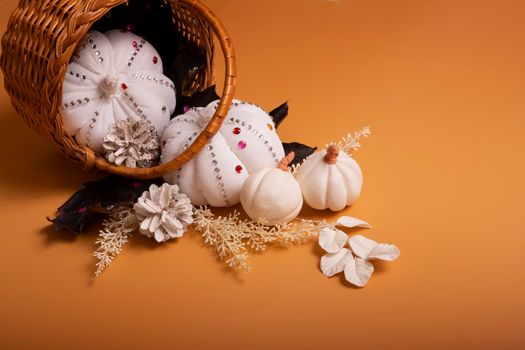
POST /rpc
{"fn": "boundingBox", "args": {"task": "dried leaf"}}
[269,102,288,128]
[175,85,220,115]
[283,142,317,166]
[50,176,162,234]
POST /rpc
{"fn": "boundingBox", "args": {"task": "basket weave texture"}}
[0,0,236,179]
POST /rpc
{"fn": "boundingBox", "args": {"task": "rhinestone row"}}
[131,73,175,90]
[127,39,146,67]
[85,111,101,144]
[208,144,230,206]
[229,117,279,164]
[122,91,148,120]
[63,97,91,110]
[181,132,200,152]
[68,71,88,81]
[212,100,263,110]
[87,37,104,63]
[162,130,182,151]
[169,117,197,126]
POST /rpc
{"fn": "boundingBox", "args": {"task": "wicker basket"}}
[0,0,236,179]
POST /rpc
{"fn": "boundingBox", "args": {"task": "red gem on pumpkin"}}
[235,165,243,173]
[132,41,138,48]
[153,56,158,64]
[237,140,247,150]
[121,83,128,90]
[233,127,241,135]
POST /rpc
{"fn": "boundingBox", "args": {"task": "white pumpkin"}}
[241,152,303,225]
[62,30,176,153]
[161,100,285,207]
[294,145,363,211]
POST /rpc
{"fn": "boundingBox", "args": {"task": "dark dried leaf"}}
[174,85,220,115]
[283,142,317,166]
[269,102,289,128]
[50,176,162,234]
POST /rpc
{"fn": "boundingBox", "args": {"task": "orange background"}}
[1,0,524,348]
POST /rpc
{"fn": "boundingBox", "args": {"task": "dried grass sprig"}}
[194,207,251,272]
[329,126,371,154]
[194,206,334,272]
[93,207,138,276]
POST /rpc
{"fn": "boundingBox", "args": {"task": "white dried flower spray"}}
[94,207,138,277]
[103,117,160,168]
[134,183,194,243]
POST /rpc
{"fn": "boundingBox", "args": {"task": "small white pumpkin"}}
[241,152,303,225]
[161,100,285,207]
[62,30,176,153]
[294,145,363,211]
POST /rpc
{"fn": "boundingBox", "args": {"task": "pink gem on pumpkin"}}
[132,41,138,49]
[237,140,247,150]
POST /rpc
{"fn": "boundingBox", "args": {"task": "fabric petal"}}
[348,234,378,259]
[344,257,374,287]
[336,216,372,229]
[320,248,354,277]
[319,227,348,253]
[369,243,401,261]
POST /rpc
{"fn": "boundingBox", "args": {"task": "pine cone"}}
[103,117,160,168]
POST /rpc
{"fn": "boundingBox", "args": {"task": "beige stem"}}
[324,145,339,164]
[99,75,119,99]
[277,152,295,171]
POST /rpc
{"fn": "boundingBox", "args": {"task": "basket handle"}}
[88,0,236,179]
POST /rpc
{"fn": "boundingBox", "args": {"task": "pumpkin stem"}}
[99,75,120,99]
[277,152,295,171]
[324,145,339,164]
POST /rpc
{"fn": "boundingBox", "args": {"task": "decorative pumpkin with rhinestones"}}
[294,145,363,211]
[161,100,286,207]
[62,30,176,153]
[240,152,303,225]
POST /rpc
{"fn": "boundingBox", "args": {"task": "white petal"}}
[348,234,378,259]
[369,243,400,261]
[320,248,354,277]
[159,183,172,207]
[138,198,162,215]
[148,214,162,232]
[140,217,152,232]
[154,229,166,243]
[336,216,372,229]
[319,227,348,253]
[344,257,374,287]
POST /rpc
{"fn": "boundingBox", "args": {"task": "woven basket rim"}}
[1,0,236,180]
